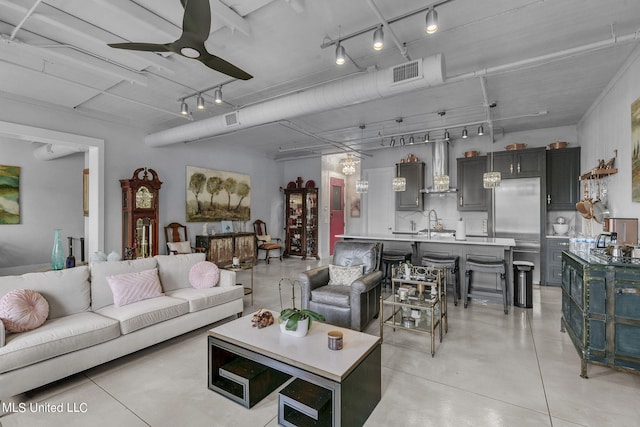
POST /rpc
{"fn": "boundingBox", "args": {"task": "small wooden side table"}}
[223,261,255,305]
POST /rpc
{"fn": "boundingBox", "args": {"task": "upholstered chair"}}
[298,241,383,331]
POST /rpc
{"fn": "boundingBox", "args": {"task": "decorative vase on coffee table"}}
[279,317,309,337]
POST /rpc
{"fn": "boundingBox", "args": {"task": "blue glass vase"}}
[51,229,65,270]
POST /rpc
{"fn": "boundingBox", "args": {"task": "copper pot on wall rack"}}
[576,181,593,219]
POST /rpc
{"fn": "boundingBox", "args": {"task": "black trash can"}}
[513,261,534,308]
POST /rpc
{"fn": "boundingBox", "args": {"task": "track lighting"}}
[336,43,346,65]
[444,129,450,141]
[424,133,430,142]
[214,87,223,104]
[196,94,205,110]
[462,127,468,138]
[409,136,415,145]
[180,100,189,115]
[478,124,484,136]
[373,25,384,51]
[425,7,438,34]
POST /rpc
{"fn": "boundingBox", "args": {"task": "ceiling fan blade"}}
[180,0,212,41]
[199,53,253,80]
[108,42,170,53]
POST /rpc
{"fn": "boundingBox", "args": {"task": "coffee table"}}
[208,310,381,427]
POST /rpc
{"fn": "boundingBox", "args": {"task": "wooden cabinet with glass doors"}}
[283,178,318,259]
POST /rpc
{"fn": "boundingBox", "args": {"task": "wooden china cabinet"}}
[283,177,318,259]
[120,168,162,259]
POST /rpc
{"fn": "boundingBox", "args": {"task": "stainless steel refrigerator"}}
[493,177,541,284]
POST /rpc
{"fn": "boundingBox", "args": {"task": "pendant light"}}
[340,153,358,175]
[335,42,346,65]
[425,7,438,34]
[444,129,450,141]
[196,94,205,110]
[214,87,223,104]
[462,127,468,138]
[180,100,189,115]
[478,124,484,136]
[355,125,368,193]
[393,177,406,192]
[483,150,501,188]
[373,25,384,51]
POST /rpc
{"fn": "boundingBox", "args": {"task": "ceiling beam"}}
[210,0,251,37]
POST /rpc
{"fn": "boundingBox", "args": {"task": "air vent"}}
[391,60,423,85]
[224,112,240,127]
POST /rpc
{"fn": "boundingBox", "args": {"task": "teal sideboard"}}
[561,251,640,377]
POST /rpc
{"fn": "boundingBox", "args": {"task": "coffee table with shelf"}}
[208,309,381,426]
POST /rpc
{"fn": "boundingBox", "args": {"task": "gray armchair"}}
[299,241,383,331]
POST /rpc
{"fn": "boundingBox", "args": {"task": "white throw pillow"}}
[167,241,192,254]
[328,264,364,286]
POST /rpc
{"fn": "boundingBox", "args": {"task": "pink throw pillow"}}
[0,289,49,333]
[189,261,220,289]
[106,268,164,308]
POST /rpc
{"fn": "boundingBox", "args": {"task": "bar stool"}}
[421,254,460,306]
[381,251,412,287]
[463,258,508,314]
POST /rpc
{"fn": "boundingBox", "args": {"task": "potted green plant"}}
[277,278,325,337]
[278,308,325,337]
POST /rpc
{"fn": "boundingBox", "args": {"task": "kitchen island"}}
[337,233,516,305]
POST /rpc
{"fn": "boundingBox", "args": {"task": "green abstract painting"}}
[0,165,20,224]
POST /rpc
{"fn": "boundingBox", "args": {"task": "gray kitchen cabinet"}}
[456,156,488,211]
[545,237,569,285]
[492,147,545,178]
[546,147,581,210]
[396,162,425,211]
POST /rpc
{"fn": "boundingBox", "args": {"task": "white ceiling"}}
[1,0,639,160]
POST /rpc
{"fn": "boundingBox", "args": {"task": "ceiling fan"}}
[108,0,252,80]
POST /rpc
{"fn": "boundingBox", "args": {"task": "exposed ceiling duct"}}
[145,54,445,147]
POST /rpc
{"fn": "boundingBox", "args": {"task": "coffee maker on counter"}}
[603,218,638,246]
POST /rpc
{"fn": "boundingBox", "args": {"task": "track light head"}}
[180,100,189,115]
[444,129,450,141]
[336,43,346,65]
[214,88,223,104]
[478,124,484,136]
[425,132,430,142]
[426,8,438,34]
[373,25,384,51]
[197,94,205,110]
[462,127,468,138]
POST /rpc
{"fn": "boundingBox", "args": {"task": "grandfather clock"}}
[120,168,162,259]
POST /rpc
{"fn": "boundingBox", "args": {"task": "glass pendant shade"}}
[340,154,358,175]
[393,177,407,192]
[483,171,502,188]
[433,175,450,191]
[356,180,369,193]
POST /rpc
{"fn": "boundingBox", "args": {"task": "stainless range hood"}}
[422,139,457,194]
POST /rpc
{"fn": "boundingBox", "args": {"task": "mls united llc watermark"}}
[2,401,88,414]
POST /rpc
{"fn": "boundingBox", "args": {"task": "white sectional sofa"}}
[0,253,244,400]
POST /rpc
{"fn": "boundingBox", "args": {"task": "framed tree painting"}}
[186,166,251,222]
[0,165,20,224]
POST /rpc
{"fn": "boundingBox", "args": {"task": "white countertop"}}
[337,233,516,247]
[546,234,570,239]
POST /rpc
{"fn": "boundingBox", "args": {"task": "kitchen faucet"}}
[427,209,438,238]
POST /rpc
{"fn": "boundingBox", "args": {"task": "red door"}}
[329,177,345,255]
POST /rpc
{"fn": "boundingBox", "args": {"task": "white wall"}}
[0,98,286,273]
[0,138,84,272]
[578,45,640,239]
